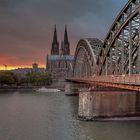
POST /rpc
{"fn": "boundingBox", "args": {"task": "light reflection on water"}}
[0,91,140,140]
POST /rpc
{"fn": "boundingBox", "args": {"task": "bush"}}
[0,72,53,86]
[0,72,17,86]
[25,72,52,86]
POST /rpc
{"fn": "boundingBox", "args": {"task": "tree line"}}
[0,72,52,86]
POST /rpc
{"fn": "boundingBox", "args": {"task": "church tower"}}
[61,25,70,55]
[51,25,59,55]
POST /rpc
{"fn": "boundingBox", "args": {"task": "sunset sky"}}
[0,0,128,70]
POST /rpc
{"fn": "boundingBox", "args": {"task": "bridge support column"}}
[65,82,80,96]
[65,82,79,96]
[136,92,140,112]
[65,83,90,96]
[78,89,140,120]
[78,88,94,120]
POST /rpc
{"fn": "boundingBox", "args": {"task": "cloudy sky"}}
[0,0,128,69]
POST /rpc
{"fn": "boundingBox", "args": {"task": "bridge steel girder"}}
[70,38,103,79]
[97,0,140,75]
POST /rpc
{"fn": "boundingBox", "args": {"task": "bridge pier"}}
[78,88,140,120]
[136,92,140,112]
[65,82,79,96]
[65,82,89,96]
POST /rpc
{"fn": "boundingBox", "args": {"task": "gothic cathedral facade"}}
[46,25,74,78]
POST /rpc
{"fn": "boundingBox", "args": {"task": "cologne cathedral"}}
[46,25,74,78]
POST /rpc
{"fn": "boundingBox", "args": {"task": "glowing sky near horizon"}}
[0,0,128,69]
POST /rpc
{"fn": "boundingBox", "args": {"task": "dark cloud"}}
[0,0,128,67]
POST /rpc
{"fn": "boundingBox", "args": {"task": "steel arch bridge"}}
[67,0,140,91]
[97,0,140,75]
[73,38,102,78]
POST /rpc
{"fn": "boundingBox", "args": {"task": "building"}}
[46,25,74,78]
[32,62,38,73]
[10,63,45,75]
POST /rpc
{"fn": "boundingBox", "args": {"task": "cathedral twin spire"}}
[51,25,59,55]
[53,25,58,44]
[64,25,69,44]
[51,25,70,55]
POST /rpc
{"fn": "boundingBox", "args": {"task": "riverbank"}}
[0,84,65,92]
[0,86,39,92]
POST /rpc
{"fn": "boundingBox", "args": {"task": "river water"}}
[0,91,140,140]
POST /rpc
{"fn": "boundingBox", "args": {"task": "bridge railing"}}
[89,74,140,85]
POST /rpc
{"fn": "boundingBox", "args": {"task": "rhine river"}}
[0,91,140,140]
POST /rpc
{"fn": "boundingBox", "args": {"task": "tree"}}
[0,72,16,86]
[0,71,53,86]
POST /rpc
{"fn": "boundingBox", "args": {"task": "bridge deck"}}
[68,75,140,91]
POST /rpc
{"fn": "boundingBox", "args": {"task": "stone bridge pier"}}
[65,82,89,96]
[78,88,140,120]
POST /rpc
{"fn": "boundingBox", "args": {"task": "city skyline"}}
[0,0,127,70]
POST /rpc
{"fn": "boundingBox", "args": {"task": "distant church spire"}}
[64,25,69,44]
[61,25,70,55]
[53,25,58,43]
[51,25,59,55]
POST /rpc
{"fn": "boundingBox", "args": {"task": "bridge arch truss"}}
[97,0,140,75]
[72,38,102,78]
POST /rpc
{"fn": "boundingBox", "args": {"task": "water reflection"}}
[0,92,139,140]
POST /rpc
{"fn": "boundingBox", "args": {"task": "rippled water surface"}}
[0,91,140,140]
